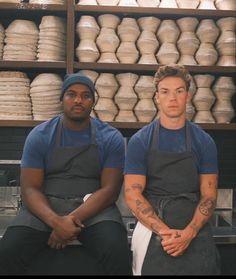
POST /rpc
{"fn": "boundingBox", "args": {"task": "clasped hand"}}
[48,215,84,249]
[158,228,193,257]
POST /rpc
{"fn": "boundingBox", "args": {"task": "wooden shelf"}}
[0,120,235,131]
[75,5,236,19]
[75,63,236,75]
[0,61,66,70]
[0,3,66,12]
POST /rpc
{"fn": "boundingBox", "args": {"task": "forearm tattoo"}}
[199,198,216,216]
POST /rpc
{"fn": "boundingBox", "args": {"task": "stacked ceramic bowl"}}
[0,24,4,59]
[3,19,39,61]
[30,73,63,120]
[0,71,32,120]
[37,16,66,61]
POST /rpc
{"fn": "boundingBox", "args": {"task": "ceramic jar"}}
[97,0,119,5]
[156,43,180,64]
[137,17,161,34]
[137,0,160,7]
[177,17,200,65]
[118,0,138,6]
[134,98,157,122]
[159,0,178,8]
[212,76,236,123]
[134,75,156,99]
[216,17,236,66]
[215,0,236,10]
[94,97,118,121]
[176,0,200,8]
[157,20,180,44]
[198,0,216,9]
[76,16,100,41]
[196,19,220,44]
[115,110,137,122]
[76,39,99,62]
[195,43,218,66]
[95,73,119,98]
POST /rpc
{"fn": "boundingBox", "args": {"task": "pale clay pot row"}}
[78,0,236,11]
[76,15,236,66]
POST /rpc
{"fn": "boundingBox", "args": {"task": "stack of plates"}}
[0,24,4,59]
[37,16,66,61]
[3,19,39,61]
[30,73,63,120]
[0,71,32,120]
[29,0,65,3]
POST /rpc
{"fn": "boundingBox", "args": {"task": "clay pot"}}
[117,17,140,42]
[97,0,119,5]
[134,75,156,99]
[94,97,118,121]
[95,73,119,98]
[97,14,120,29]
[137,0,160,7]
[157,20,180,43]
[194,74,215,88]
[193,111,215,123]
[137,31,159,54]
[196,19,219,44]
[215,0,236,10]
[198,0,216,9]
[96,28,120,53]
[76,39,100,62]
[97,52,119,63]
[176,0,200,8]
[134,98,157,122]
[156,43,179,64]
[114,86,138,110]
[116,42,139,63]
[76,16,100,40]
[159,0,178,8]
[137,17,161,33]
[115,110,137,122]
[138,54,158,64]
[192,87,216,110]
[118,0,139,6]
[195,43,218,66]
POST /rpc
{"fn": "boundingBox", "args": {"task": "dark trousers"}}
[0,221,132,275]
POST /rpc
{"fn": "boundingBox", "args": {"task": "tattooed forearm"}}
[199,198,216,216]
[135,199,155,218]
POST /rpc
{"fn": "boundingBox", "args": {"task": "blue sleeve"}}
[21,128,47,169]
[103,130,125,169]
[124,133,148,175]
[199,136,218,174]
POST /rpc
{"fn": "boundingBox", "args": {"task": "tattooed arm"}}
[161,174,218,257]
[124,174,170,237]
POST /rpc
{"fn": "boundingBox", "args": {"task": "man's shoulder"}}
[187,120,215,144]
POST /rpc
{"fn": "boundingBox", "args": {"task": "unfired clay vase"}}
[96,28,120,53]
[215,0,236,10]
[134,98,157,122]
[156,43,180,64]
[97,0,119,5]
[94,97,118,121]
[193,111,215,123]
[78,0,97,5]
[198,0,216,9]
[118,0,138,6]
[116,41,139,64]
[177,17,200,65]
[195,43,218,66]
[115,110,137,122]
[95,73,119,98]
[212,76,236,123]
[134,75,156,99]
[97,14,120,29]
[159,0,178,8]
[137,17,161,33]
[196,19,219,44]
[76,16,100,40]
[117,17,140,42]
[216,17,236,66]
[76,39,100,62]
[176,0,200,9]
[157,20,180,44]
[137,0,160,7]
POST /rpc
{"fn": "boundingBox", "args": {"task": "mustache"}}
[72,105,85,110]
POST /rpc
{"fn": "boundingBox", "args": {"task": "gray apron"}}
[141,120,220,275]
[11,116,123,231]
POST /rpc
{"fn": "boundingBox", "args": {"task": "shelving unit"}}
[0,0,235,130]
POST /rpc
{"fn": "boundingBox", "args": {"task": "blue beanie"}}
[60,72,95,101]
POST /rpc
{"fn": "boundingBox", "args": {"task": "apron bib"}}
[12,116,123,231]
[141,120,220,275]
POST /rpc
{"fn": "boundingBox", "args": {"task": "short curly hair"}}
[153,64,191,91]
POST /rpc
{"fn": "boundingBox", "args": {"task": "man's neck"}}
[159,115,186,130]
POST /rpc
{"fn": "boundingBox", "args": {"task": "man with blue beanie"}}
[0,72,132,275]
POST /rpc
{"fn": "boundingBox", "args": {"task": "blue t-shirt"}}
[21,116,125,171]
[124,120,218,175]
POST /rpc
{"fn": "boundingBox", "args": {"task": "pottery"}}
[217,56,236,66]
[157,20,180,43]
[95,73,119,98]
[196,19,219,44]
[118,0,138,6]
[137,17,161,33]
[215,0,236,10]
[193,111,215,123]
[114,86,138,110]
[213,76,236,100]
[212,102,235,123]
[194,74,215,88]
[117,18,140,42]
[96,28,120,53]
[159,0,178,8]
[176,0,200,9]
[94,97,118,121]
[137,0,160,7]
[78,0,98,5]
[134,75,156,99]
[134,98,157,122]
[138,54,158,64]
[198,0,216,9]
[137,31,159,54]
[192,87,216,111]
[186,101,196,121]
[156,43,179,64]
[97,14,120,29]
[76,16,100,40]
[115,110,137,122]
[195,43,218,66]
[97,0,119,5]
[116,41,139,64]
[97,52,119,63]
[76,39,100,62]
